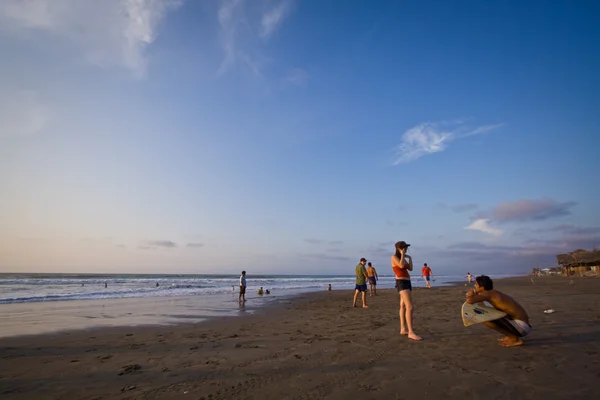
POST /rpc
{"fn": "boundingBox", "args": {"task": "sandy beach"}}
[1,276,599,399]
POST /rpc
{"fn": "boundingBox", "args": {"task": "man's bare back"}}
[466,275,531,347]
[468,289,529,324]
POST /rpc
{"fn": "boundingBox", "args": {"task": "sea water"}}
[0,273,518,337]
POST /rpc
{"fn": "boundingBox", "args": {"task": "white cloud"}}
[0,0,182,78]
[217,0,242,75]
[260,0,293,39]
[393,121,503,164]
[282,68,308,86]
[465,218,503,237]
[0,90,47,137]
[217,0,295,76]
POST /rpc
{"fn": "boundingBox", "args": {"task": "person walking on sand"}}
[421,263,433,289]
[366,262,379,296]
[466,272,473,285]
[392,241,422,341]
[352,258,369,308]
[239,271,247,303]
[465,275,531,347]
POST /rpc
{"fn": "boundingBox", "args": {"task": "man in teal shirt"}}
[352,257,369,308]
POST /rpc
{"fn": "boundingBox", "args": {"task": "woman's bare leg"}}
[399,295,407,334]
[400,290,422,340]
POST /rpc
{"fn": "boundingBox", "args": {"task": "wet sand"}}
[1,276,599,399]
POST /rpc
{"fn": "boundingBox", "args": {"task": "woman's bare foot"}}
[497,336,511,343]
[362,305,369,308]
[408,332,422,341]
[501,337,523,347]
[400,330,408,335]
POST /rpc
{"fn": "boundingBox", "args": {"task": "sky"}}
[1,0,599,275]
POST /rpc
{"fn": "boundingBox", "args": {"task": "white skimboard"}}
[462,301,507,327]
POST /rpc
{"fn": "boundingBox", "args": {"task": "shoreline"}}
[0,274,556,340]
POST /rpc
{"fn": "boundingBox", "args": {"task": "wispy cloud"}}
[464,218,503,236]
[437,203,479,213]
[186,242,205,248]
[393,121,504,164]
[304,238,324,244]
[304,238,343,246]
[0,90,47,137]
[282,68,308,87]
[217,0,242,75]
[217,0,296,76]
[0,0,181,78]
[260,0,293,39]
[146,240,177,248]
[491,198,576,222]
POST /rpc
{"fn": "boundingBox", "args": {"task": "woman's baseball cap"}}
[395,241,410,248]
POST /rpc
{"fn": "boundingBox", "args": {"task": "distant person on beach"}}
[466,275,531,347]
[328,284,332,292]
[352,258,369,308]
[466,273,473,285]
[104,282,107,288]
[422,263,433,289]
[257,287,264,295]
[156,282,159,287]
[366,262,379,296]
[239,271,247,303]
[392,241,422,341]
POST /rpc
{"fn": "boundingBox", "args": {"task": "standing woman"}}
[391,241,422,341]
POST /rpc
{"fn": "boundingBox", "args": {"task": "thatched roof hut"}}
[556,249,600,268]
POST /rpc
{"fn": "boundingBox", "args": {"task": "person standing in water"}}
[391,241,422,341]
[366,262,379,296]
[421,263,433,289]
[239,271,247,303]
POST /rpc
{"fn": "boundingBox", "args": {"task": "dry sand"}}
[1,276,599,399]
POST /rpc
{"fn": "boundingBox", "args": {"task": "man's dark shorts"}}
[395,279,412,292]
[355,284,368,292]
[368,277,377,285]
[239,286,246,294]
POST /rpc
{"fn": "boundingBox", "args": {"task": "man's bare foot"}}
[497,336,511,343]
[352,304,357,308]
[501,338,523,347]
[408,333,422,341]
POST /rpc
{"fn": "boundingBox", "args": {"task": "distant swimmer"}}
[466,275,531,347]
[105,282,108,288]
[366,262,379,296]
[156,282,159,287]
[257,287,264,295]
[232,286,235,293]
[265,289,270,295]
[352,258,369,308]
[422,263,433,289]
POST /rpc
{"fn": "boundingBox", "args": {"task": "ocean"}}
[0,273,477,305]
[0,273,521,338]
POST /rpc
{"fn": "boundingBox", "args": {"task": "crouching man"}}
[466,275,532,347]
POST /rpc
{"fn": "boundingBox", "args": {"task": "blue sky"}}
[1,0,599,275]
